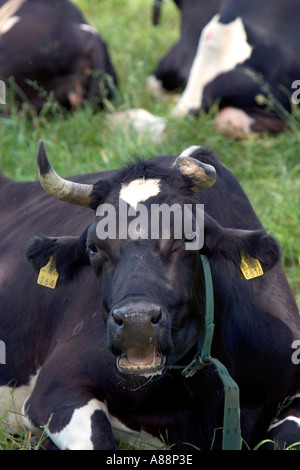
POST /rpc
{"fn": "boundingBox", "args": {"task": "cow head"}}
[27,141,279,384]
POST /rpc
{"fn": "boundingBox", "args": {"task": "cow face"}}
[27,141,280,384]
[86,196,206,378]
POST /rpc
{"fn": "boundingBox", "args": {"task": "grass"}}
[0,0,299,450]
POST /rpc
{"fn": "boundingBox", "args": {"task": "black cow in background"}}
[1,142,300,450]
[149,0,300,135]
[0,0,117,111]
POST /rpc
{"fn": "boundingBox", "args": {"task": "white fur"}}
[268,415,300,432]
[46,398,165,450]
[78,23,98,35]
[120,178,161,210]
[0,15,20,35]
[49,399,108,450]
[171,14,253,117]
[0,0,26,36]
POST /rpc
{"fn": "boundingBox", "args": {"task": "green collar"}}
[180,255,242,450]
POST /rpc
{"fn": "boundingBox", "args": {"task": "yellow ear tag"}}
[240,252,264,280]
[37,256,59,289]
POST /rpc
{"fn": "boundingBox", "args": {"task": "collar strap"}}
[182,255,215,375]
[182,254,242,450]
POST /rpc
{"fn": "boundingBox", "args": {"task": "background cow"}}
[0,142,300,450]
[149,0,225,92]
[0,0,117,111]
[149,0,300,135]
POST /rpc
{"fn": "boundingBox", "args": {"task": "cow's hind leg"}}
[263,395,300,450]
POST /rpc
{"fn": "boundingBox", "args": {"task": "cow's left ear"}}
[26,231,90,283]
[201,215,280,277]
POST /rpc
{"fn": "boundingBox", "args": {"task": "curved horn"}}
[174,145,216,193]
[37,140,93,207]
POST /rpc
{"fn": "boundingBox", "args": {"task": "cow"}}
[149,0,300,135]
[148,0,225,93]
[0,0,117,112]
[0,141,300,450]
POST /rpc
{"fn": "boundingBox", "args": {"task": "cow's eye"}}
[88,243,99,256]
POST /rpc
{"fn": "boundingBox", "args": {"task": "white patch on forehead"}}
[120,178,161,210]
[0,0,26,37]
[0,372,39,432]
[171,14,253,117]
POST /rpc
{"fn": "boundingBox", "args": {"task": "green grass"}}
[0,0,300,450]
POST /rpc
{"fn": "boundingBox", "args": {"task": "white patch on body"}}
[171,14,253,117]
[0,0,26,36]
[78,23,98,35]
[1,369,165,449]
[0,372,39,432]
[49,399,108,450]
[45,398,165,450]
[0,15,20,35]
[120,178,161,210]
[268,415,300,432]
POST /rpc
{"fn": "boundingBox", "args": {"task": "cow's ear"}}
[26,231,90,283]
[201,215,280,277]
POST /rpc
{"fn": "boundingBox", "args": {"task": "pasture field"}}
[0,0,299,450]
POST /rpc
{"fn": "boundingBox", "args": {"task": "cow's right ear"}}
[200,213,280,278]
[26,231,90,283]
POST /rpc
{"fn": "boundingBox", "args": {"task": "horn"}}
[175,146,216,192]
[37,140,93,206]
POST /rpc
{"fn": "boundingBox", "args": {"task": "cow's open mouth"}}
[117,347,166,377]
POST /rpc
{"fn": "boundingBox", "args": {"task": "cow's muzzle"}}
[108,300,169,377]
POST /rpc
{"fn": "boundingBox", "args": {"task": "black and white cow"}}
[0,0,117,111]
[149,0,225,92]
[0,142,300,450]
[150,0,300,134]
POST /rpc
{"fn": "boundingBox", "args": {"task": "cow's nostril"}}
[151,309,162,325]
[112,311,123,327]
